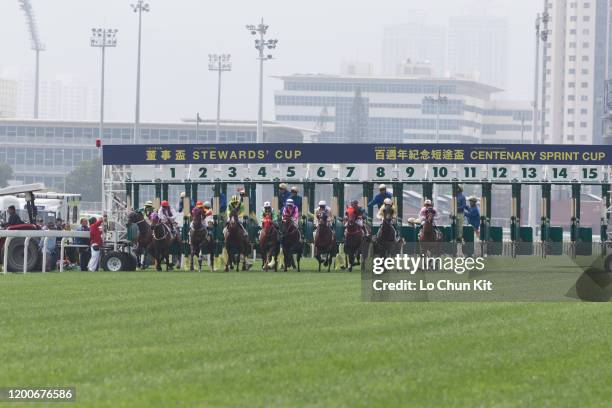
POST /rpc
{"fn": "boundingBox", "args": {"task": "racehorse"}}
[344,215,365,272]
[373,207,400,258]
[259,214,279,271]
[280,214,302,272]
[314,213,336,272]
[151,216,174,271]
[418,208,442,257]
[127,211,154,269]
[189,208,215,272]
[224,207,249,271]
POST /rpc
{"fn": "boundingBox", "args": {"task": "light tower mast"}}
[18,0,45,119]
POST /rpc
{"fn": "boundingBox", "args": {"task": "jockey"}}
[259,201,279,227]
[281,198,300,227]
[419,199,438,225]
[345,199,368,237]
[190,201,206,230]
[139,200,155,219]
[377,197,399,239]
[202,201,214,229]
[157,200,179,236]
[258,201,279,240]
[313,200,332,241]
[225,195,248,237]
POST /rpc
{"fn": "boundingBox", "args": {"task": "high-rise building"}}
[447,16,509,89]
[0,79,18,118]
[382,15,447,77]
[16,77,98,121]
[274,74,532,144]
[545,0,612,145]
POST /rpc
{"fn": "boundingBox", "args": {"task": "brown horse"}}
[314,213,336,272]
[151,217,174,271]
[344,216,365,272]
[373,208,400,258]
[259,214,279,271]
[127,211,154,269]
[189,208,215,272]
[280,215,302,272]
[224,208,249,271]
[418,208,442,257]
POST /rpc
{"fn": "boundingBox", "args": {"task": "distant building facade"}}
[0,119,311,190]
[382,18,447,77]
[274,74,532,144]
[0,79,17,118]
[16,77,99,121]
[447,16,509,89]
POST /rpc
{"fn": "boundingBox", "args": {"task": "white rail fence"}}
[0,230,89,274]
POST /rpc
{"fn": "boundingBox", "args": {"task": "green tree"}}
[64,158,102,202]
[0,162,13,188]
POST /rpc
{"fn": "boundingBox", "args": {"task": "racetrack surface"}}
[1,261,611,407]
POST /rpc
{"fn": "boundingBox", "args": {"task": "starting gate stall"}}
[101,143,612,261]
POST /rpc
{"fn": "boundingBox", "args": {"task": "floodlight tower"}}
[208,54,232,143]
[90,28,118,144]
[18,0,45,119]
[131,0,150,143]
[246,19,278,142]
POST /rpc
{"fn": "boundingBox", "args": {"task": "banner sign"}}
[102,143,612,165]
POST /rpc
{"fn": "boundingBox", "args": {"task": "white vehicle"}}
[0,184,82,227]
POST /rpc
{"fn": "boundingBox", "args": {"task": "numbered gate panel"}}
[517,165,543,182]
[368,165,396,181]
[249,164,273,181]
[399,164,425,181]
[546,165,577,182]
[130,165,190,182]
[279,164,307,181]
[339,164,366,181]
[428,164,453,181]
[457,165,485,181]
[186,165,215,181]
[216,164,249,181]
[578,166,602,182]
[308,164,338,181]
[485,165,513,181]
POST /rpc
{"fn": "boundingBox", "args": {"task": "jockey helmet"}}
[468,196,478,202]
[161,200,169,207]
[180,192,186,198]
[196,201,204,208]
[318,200,327,207]
[263,201,271,208]
[144,200,153,207]
[424,199,432,206]
[379,184,387,191]
[203,201,212,208]
[383,198,393,205]
[279,183,288,189]
[286,198,294,206]
[230,195,240,203]
[291,186,298,192]
[351,199,359,206]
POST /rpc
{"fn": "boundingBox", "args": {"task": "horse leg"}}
[315,253,322,272]
[166,252,172,271]
[155,254,162,271]
[297,252,301,272]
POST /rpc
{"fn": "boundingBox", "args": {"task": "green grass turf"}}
[1,259,611,407]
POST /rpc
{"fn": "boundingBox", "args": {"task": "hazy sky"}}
[1,0,540,123]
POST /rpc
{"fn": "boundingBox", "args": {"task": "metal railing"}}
[0,230,89,274]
